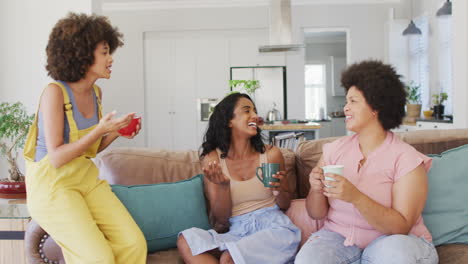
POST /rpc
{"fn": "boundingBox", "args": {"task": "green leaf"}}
[0,102,34,153]
[405,81,421,104]
[229,80,260,96]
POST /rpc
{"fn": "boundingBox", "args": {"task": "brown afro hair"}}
[341,60,407,130]
[45,12,123,82]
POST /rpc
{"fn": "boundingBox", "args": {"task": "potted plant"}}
[405,81,422,119]
[0,102,34,199]
[229,80,260,98]
[432,92,448,119]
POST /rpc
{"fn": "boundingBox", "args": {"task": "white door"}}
[173,37,198,151]
[144,36,175,150]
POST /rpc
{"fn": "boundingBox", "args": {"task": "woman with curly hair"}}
[23,13,146,263]
[294,60,438,264]
[177,93,300,263]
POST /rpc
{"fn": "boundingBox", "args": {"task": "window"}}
[437,15,452,115]
[305,64,327,120]
[408,15,429,111]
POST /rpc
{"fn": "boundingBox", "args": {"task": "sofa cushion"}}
[423,144,468,246]
[111,174,211,253]
[397,129,468,155]
[285,199,324,246]
[95,148,202,185]
[295,137,338,197]
[279,148,297,199]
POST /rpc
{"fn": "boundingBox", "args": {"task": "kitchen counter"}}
[416,118,453,124]
[260,122,321,130]
[260,122,321,144]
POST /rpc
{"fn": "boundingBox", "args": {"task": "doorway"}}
[304,28,349,121]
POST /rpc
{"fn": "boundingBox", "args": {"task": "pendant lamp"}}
[403,0,422,35]
[436,0,452,17]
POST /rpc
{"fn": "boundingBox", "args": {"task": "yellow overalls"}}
[23,82,147,264]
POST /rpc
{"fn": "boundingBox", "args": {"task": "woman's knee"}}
[294,234,361,264]
[294,243,321,264]
[136,231,148,254]
[122,230,147,257]
[362,235,432,264]
[220,251,234,264]
[177,234,192,256]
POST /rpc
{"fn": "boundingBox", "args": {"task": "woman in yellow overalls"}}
[23,13,147,263]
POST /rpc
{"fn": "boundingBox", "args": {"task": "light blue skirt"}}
[180,205,301,264]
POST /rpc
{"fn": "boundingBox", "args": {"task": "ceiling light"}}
[403,0,422,36]
[436,0,452,17]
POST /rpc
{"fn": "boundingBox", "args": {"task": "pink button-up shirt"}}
[322,132,433,248]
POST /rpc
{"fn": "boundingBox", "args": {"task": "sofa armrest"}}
[25,220,64,264]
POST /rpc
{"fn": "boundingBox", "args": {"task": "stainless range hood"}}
[259,0,304,52]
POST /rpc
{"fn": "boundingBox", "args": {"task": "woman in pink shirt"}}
[295,60,438,264]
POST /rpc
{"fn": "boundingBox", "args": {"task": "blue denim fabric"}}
[295,229,361,264]
[295,229,438,264]
[181,205,301,264]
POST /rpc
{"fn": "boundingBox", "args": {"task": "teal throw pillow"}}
[423,145,468,246]
[112,174,211,253]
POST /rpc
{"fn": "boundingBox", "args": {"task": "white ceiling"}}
[101,0,402,12]
[101,0,400,3]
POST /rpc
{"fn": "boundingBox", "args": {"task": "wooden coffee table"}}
[0,199,29,264]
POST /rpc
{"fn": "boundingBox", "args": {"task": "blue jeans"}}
[294,229,438,264]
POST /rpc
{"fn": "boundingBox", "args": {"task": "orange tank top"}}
[216,149,276,217]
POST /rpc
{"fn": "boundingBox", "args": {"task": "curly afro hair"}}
[45,12,124,82]
[341,60,407,131]
[200,93,265,159]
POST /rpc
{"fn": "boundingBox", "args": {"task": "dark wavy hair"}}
[341,60,407,130]
[200,93,265,159]
[45,12,124,82]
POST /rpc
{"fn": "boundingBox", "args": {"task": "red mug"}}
[118,116,141,136]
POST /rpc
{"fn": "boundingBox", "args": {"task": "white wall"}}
[0,0,93,180]
[452,0,468,128]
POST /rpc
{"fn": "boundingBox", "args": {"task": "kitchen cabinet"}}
[316,118,346,138]
[144,36,200,150]
[416,121,454,130]
[331,117,346,137]
[317,121,332,138]
[392,125,417,133]
[330,56,346,96]
[392,121,454,133]
[143,29,284,150]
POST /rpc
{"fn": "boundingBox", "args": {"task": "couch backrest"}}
[95,148,202,185]
[295,129,468,198]
[94,147,298,198]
